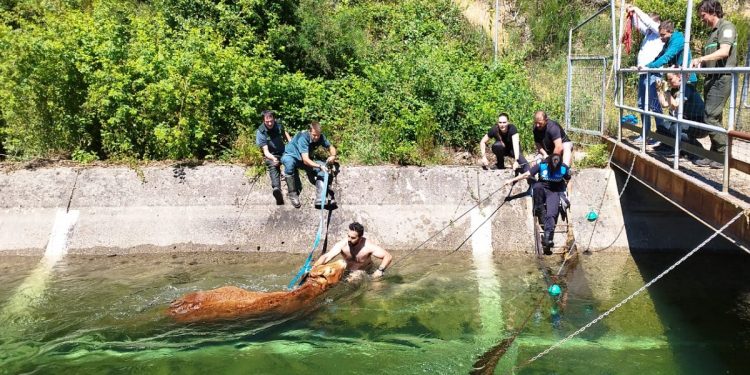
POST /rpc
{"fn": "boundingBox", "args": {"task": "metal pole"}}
[494,0,499,63]
[724,73,737,193]
[676,0,694,170]
[643,72,649,154]
[616,0,625,140]
[566,27,573,129]
[601,58,607,134]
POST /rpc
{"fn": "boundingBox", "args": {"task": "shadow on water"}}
[616,169,750,373]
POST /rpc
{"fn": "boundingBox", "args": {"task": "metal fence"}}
[564,4,615,137]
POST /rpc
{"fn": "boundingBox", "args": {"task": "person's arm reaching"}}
[370,244,393,279]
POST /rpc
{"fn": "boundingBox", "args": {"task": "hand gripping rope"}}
[287,168,330,289]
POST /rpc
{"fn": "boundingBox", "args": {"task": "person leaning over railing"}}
[654,71,712,164]
[690,0,737,168]
[626,4,664,145]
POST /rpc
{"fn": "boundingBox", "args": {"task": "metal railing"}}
[615,67,750,193]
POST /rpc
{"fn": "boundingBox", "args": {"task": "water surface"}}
[1,250,749,374]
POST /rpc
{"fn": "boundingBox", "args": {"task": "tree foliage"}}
[0,0,542,164]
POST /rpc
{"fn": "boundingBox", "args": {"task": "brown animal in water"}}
[167,259,347,323]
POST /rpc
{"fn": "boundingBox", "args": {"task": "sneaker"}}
[652,144,672,153]
[692,158,712,167]
[709,161,723,169]
[633,136,644,143]
[647,139,660,147]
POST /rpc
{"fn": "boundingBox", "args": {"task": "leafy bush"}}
[0,0,543,165]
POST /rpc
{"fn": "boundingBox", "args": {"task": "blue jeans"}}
[637,74,664,138]
[280,155,326,185]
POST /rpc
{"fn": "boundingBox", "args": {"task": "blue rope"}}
[287,167,329,289]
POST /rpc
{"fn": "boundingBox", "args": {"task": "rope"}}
[445,182,517,257]
[514,208,749,369]
[583,145,636,253]
[389,181,513,269]
[287,168,330,289]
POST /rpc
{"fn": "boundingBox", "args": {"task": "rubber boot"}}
[325,188,337,210]
[542,230,555,251]
[272,188,284,205]
[286,175,301,208]
[314,179,324,208]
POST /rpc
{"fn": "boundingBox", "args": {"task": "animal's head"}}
[308,259,346,289]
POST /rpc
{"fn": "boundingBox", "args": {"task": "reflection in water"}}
[0,251,748,374]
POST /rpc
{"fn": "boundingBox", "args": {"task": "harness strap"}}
[287,168,329,289]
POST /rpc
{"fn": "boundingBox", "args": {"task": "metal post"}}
[616,0,625,140]
[565,27,573,129]
[642,72,649,153]
[675,0,694,171]
[601,58,607,134]
[724,73,737,193]
[618,71,623,141]
[494,0,499,63]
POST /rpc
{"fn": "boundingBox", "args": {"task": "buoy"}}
[586,210,598,221]
[548,284,562,297]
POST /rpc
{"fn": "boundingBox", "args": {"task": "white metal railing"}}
[612,0,749,193]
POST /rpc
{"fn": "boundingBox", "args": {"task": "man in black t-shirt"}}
[480,113,528,172]
[533,111,573,168]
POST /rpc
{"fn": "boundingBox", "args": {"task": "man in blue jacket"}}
[643,20,697,83]
[641,20,697,140]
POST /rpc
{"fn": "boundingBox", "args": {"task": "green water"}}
[1,250,749,374]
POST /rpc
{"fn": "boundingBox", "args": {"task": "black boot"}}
[542,230,555,250]
[314,179,324,208]
[272,187,284,205]
[285,175,301,208]
[325,188,337,210]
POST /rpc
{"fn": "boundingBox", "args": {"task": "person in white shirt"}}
[627,4,665,145]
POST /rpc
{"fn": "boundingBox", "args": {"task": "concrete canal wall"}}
[0,163,704,256]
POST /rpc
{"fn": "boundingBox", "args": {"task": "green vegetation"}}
[0,0,542,165]
[0,1,746,166]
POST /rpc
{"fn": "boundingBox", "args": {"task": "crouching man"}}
[280,121,337,208]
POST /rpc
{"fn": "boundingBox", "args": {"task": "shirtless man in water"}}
[313,222,393,279]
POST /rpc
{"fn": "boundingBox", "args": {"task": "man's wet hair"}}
[659,20,675,33]
[261,110,275,119]
[349,222,364,237]
[698,0,723,18]
[309,121,321,131]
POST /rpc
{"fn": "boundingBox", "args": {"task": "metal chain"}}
[516,208,749,368]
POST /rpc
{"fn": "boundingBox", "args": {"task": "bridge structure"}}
[566,0,750,251]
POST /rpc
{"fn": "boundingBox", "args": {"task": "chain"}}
[516,208,748,369]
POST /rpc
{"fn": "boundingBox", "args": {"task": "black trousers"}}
[532,182,562,241]
[491,141,529,173]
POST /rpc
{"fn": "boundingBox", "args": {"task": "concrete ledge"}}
[0,164,627,254]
